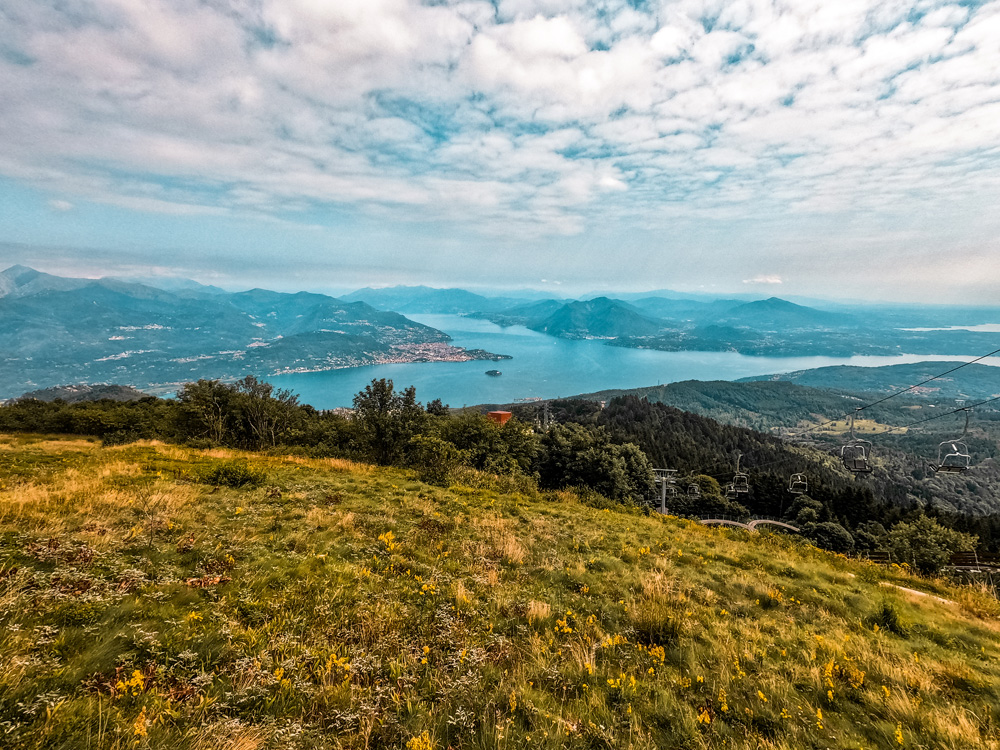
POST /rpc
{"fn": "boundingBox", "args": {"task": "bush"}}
[408,435,465,485]
[198,459,267,488]
[804,521,855,553]
[101,430,141,447]
[888,514,977,575]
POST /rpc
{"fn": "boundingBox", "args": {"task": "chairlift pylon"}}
[931,408,973,474]
[788,473,808,495]
[731,451,750,495]
[841,409,873,474]
[653,468,678,513]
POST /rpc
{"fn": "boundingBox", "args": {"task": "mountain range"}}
[351,285,1000,359]
[0,266,505,398]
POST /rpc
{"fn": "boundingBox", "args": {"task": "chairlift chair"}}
[932,409,972,474]
[687,483,701,498]
[724,482,737,501]
[841,410,873,474]
[788,473,808,495]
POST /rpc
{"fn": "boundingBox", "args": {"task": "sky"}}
[2,0,1000,302]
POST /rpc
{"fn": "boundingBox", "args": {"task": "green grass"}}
[1,434,999,749]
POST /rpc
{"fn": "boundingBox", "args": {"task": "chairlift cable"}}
[643,344,1000,482]
[780,347,1000,444]
[698,394,1000,483]
[871,393,1000,438]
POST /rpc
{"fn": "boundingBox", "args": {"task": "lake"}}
[269,314,1000,409]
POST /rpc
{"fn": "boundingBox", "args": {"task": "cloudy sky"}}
[2,0,1000,302]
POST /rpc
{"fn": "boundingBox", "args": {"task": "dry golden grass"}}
[470,512,527,565]
[526,599,551,623]
[2,434,999,750]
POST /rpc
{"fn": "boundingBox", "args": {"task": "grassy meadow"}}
[1,434,999,749]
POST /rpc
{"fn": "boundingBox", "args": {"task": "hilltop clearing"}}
[1,435,999,749]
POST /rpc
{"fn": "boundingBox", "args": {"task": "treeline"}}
[1,377,995,569]
[0,378,657,505]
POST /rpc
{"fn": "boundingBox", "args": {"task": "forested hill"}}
[740,361,1000,402]
[488,392,1000,522]
[514,378,937,433]
[566,379,882,431]
[543,395,898,526]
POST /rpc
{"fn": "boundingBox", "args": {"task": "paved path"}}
[879,581,955,605]
[846,573,957,606]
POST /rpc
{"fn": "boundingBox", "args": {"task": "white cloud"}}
[1,0,1000,295]
[743,275,783,285]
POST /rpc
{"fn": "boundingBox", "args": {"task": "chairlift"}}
[687,483,701,498]
[652,469,678,513]
[724,482,737,501]
[931,408,972,474]
[787,473,808,495]
[654,468,678,485]
[841,409,873,474]
[731,451,750,495]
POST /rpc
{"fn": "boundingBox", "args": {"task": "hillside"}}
[1,435,998,749]
[466,298,565,327]
[342,285,513,314]
[475,385,1000,518]
[0,267,505,397]
[16,383,150,403]
[740,362,1000,402]
[491,376,989,436]
[533,298,666,339]
[712,297,856,329]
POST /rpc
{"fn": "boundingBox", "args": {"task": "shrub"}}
[804,521,855,553]
[408,435,465,485]
[888,514,977,575]
[197,459,267,488]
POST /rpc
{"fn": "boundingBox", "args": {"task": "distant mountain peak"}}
[2,264,45,283]
[1,264,88,299]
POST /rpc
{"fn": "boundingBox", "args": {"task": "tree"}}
[352,379,426,465]
[787,495,824,526]
[176,380,236,444]
[534,423,654,503]
[233,375,301,449]
[888,514,977,574]
[437,413,537,475]
[409,435,465,485]
[426,398,449,416]
[669,474,748,518]
[804,521,855,553]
